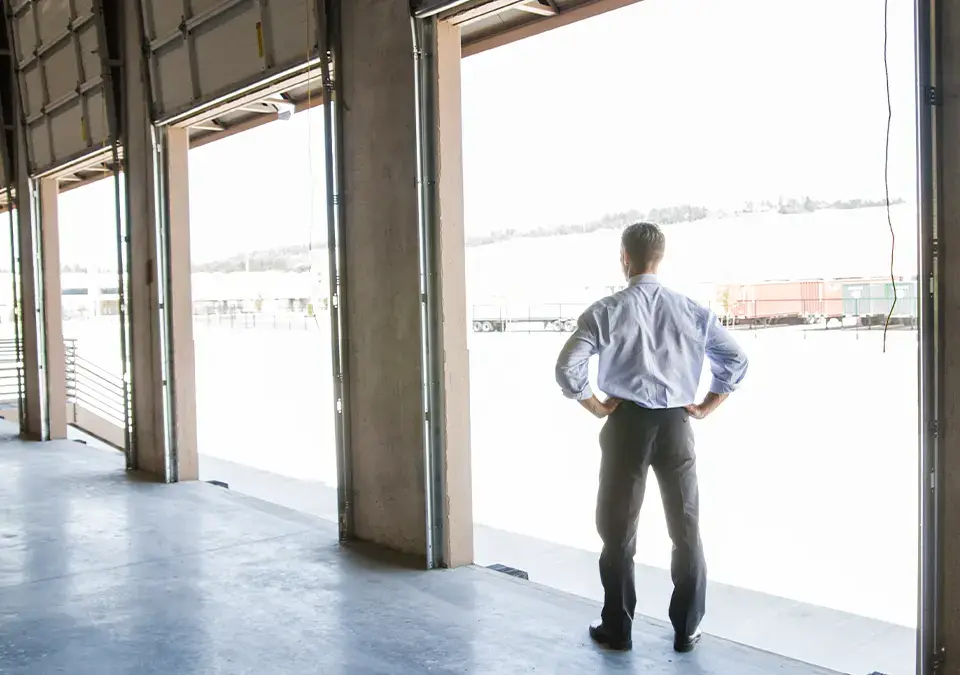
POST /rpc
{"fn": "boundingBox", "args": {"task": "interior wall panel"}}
[140,0,320,123]
[6,0,117,176]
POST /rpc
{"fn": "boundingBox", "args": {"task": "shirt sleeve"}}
[704,312,749,395]
[555,309,600,401]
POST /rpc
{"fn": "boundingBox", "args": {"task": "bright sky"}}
[461,0,918,234]
[53,0,918,267]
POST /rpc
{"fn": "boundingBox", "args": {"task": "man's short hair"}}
[621,222,666,267]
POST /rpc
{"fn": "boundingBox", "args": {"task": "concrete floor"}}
[0,430,838,674]
[189,447,913,675]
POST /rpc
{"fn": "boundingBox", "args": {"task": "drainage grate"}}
[486,564,529,580]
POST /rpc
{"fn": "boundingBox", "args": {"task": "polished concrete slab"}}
[185,442,912,675]
[0,429,838,674]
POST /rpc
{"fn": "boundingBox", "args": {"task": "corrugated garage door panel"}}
[140,0,321,123]
[7,0,116,176]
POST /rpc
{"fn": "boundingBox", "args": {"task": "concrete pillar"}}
[14,115,42,440]
[37,178,65,439]
[339,4,473,565]
[341,0,427,556]
[121,0,198,482]
[163,126,198,482]
[121,0,169,479]
[434,20,473,568]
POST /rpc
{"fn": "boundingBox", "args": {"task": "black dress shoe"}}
[589,622,632,651]
[674,629,702,653]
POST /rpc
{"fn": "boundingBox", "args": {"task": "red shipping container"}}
[716,281,827,322]
[822,281,844,320]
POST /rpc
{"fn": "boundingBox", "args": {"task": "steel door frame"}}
[314,0,353,542]
[916,0,943,672]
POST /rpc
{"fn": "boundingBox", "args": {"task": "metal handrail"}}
[0,337,126,424]
[68,380,125,415]
[68,360,125,396]
[0,338,21,404]
[64,342,127,427]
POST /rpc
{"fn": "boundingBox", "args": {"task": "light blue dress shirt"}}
[555,274,748,408]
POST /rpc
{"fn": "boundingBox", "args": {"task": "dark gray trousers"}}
[596,402,706,639]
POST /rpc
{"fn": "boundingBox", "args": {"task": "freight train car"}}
[839,277,918,326]
[715,280,842,326]
[715,277,917,328]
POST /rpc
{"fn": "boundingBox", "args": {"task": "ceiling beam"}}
[450,0,530,26]
[462,0,644,57]
[188,94,323,150]
[168,66,321,128]
[514,1,557,17]
[237,103,273,114]
[192,122,225,132]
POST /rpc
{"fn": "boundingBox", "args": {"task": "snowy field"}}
[58,205,923,630]
[60,313,920,629]
[470,325,919,629]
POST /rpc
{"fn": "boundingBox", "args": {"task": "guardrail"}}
[0,338,21,405]
[65,341,126,428]
[193,310,320,331]
[0,336,126,447]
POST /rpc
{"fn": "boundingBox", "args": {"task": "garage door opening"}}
[460,1,919,673]
[57,171,130,452]
[173,87,340,523]
[0,205,21,429]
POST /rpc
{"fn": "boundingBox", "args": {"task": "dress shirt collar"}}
[627,274,660,287]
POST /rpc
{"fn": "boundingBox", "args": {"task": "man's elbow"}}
[554,363,573,397]
[555,364,591,401]
[736,351,749,380]
[727,352,749,390]
[711,353,749,395]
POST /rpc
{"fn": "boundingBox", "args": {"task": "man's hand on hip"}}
[685,392,728,420]
[579,395,622,419]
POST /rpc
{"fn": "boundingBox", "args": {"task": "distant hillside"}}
[466,197,903,248]
[192,244,313,274]
[190,197,903,273]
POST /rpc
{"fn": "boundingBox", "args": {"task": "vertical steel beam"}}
[317,0,354,542]
[916,0,941,671]
[412,15,473,569]
[931,0,960,671]
[412,16,445,569]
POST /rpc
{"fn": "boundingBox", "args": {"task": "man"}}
[555,222,748,654]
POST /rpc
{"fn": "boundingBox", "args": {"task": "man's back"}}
[555,274,748,409]
[558,222,748,654]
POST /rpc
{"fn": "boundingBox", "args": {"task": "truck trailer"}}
[471,303,587,333]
